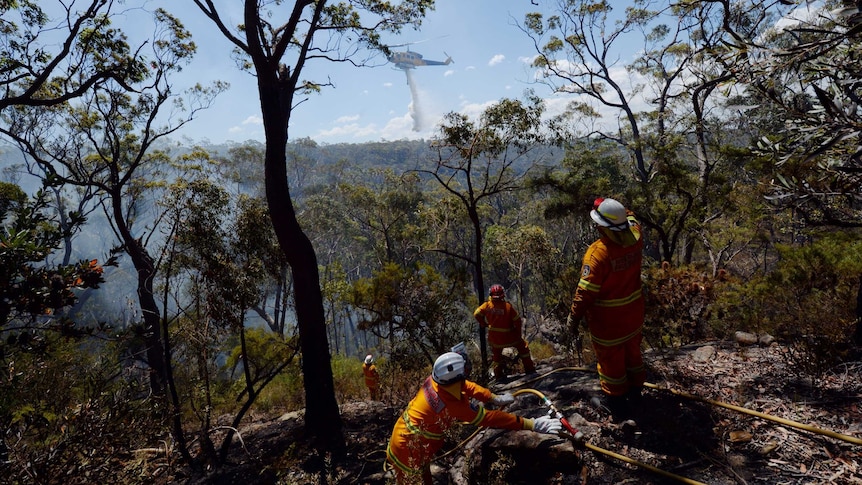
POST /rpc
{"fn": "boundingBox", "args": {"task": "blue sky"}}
[140,1,558,145]
[27,2,816,148]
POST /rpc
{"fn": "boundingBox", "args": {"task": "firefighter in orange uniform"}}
[474,284,536,379]
[568,197,646,421]
[363,354,380,400]
[386,351,561,484]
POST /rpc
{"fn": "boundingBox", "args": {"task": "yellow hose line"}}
[537,366,862,446]
[580,441,707,485]
[512,387,549,400]
[642,382,862,446]
[513,388,708,485]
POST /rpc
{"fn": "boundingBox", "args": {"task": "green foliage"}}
[530,138,626,221]
[485,223,565,316]
[253,371,304,413]
[225,327,297,384]
[330,354,372,404]
[350,262,473,361]
[723,3,862,228]
[710,232,862,375]
[1,335,160,484]
[1,182,110,334]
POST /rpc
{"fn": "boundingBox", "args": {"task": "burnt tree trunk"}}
[244,1,344,455]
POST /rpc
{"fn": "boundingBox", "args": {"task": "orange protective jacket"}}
[386,376,528,475]
[473,299,522,346]
[571,214,644,346]
[362,363,379,389]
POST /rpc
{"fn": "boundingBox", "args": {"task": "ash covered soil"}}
[172,342,862,485]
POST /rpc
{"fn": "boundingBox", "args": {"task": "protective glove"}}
[531,415,562,435]
[489,393,515,406]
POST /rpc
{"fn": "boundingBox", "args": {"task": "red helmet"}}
[489,284,505,299]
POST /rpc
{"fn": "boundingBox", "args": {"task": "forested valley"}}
[2,1,862,484]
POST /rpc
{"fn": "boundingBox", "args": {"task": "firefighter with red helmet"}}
[474,284,536,379]
[568,197,646,421]
[362,354,381,400]
[386,351,561,484]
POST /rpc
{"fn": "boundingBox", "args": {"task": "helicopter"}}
[387,48,452,71]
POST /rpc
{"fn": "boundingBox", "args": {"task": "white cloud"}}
[458,100,497,120]
[335,114,360,123]
[242,115,263,126]
[488,54,505,66]
[444,69,454,77]
[774,3,822,31]
[316,123,377,140]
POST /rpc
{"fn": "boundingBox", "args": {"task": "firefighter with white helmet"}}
[386,350,561,484]
[568,197,646,421]
[362,354,380,400]
[473,284,536,379]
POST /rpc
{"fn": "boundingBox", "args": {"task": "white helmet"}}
[432,352,467,385]
[590,198,630,231]
[364,354,374,365]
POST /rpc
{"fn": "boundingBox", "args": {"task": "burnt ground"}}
[166,342,862,485]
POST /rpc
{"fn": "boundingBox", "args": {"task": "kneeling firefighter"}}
[386,346,562,484]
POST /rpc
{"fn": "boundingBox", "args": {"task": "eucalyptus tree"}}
[2,6,224,398]
[0,0,153,310]
[193,0,435,454]
[160,178,299,467]
[0,0,148,315]
[337,169,426,269]
[522,0,742,266]
[420,95,547,375]
[348,261,473,366]
[710,0,862,229]
[0,0,144,111]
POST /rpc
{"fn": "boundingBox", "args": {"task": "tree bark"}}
[112,204,167,397]
[245,0,344,454]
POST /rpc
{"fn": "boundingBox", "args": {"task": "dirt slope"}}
[178,342,862,484]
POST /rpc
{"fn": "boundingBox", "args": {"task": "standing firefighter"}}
[362,354,380,400]
[474,284,536,379]
[568,197,646,421]
[386,351,561,484]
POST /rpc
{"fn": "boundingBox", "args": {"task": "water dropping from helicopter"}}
[405,69,431,132]
[386,44,452,132]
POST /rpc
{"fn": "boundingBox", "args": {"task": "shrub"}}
[710,232,862,376]
[643,262,727,349]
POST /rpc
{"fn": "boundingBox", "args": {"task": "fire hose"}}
[408,366,859,482]
[513,388,709,485]
[515,366,862,446]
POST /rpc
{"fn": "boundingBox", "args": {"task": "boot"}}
[626,385,643,414]
[607,394,629,422]
[590,393,629,422]
[493,364,507,381]
[522,357,537,375]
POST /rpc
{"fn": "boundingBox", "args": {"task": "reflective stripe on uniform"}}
[594,287,642,308]
[597,369,628,386]
[590,325,643,347]
[402,410,443,440]
[577,278,601,293]
[466,405,486,426]
[387,443,421,475]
